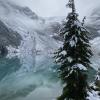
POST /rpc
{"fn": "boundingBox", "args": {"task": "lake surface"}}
[0,55,96,100]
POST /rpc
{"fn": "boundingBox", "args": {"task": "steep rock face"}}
[0,19,22,57]
[0,20,21,47]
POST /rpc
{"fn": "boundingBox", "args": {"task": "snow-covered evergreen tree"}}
[54,0,93,100]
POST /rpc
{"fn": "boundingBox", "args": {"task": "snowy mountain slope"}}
[0,0,99,58]
[0,0,64,60]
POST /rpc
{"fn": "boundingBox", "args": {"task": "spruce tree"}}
[54,0,93,100]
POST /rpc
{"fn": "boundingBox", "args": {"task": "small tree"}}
[95,68,100,94]
[54,0,93,100]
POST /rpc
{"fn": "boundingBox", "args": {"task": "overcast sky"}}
[11,0,100,19]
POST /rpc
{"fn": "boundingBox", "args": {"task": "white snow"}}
[76,64,87,70]
[60,50,67,56]
[96,74,100,80]
[71,64,87,71]
[95,69,100,80]
[64,32,68,39]
[67,57,73,63]
[6,45,20,59]
[68,35,78,47]
[87,91,100,100]
[69,40,76,47]
[74,20,82,27]
[55,58,60,62]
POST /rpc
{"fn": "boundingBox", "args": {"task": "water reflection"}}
[0,55,97,100]
[0,57,21,81]
[0,55,59,100]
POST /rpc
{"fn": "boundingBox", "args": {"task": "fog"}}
[10,0,100,19]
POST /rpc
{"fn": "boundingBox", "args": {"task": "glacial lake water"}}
[0,56,96,100]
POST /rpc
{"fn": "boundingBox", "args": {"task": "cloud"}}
[10,0,100,19]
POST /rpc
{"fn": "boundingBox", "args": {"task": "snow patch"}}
[60,50,67,56]
[69,40,76,47]
[71,64,87,71]
[67,57,73,63]
[87,91,100,100]
[76,64,87,70]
